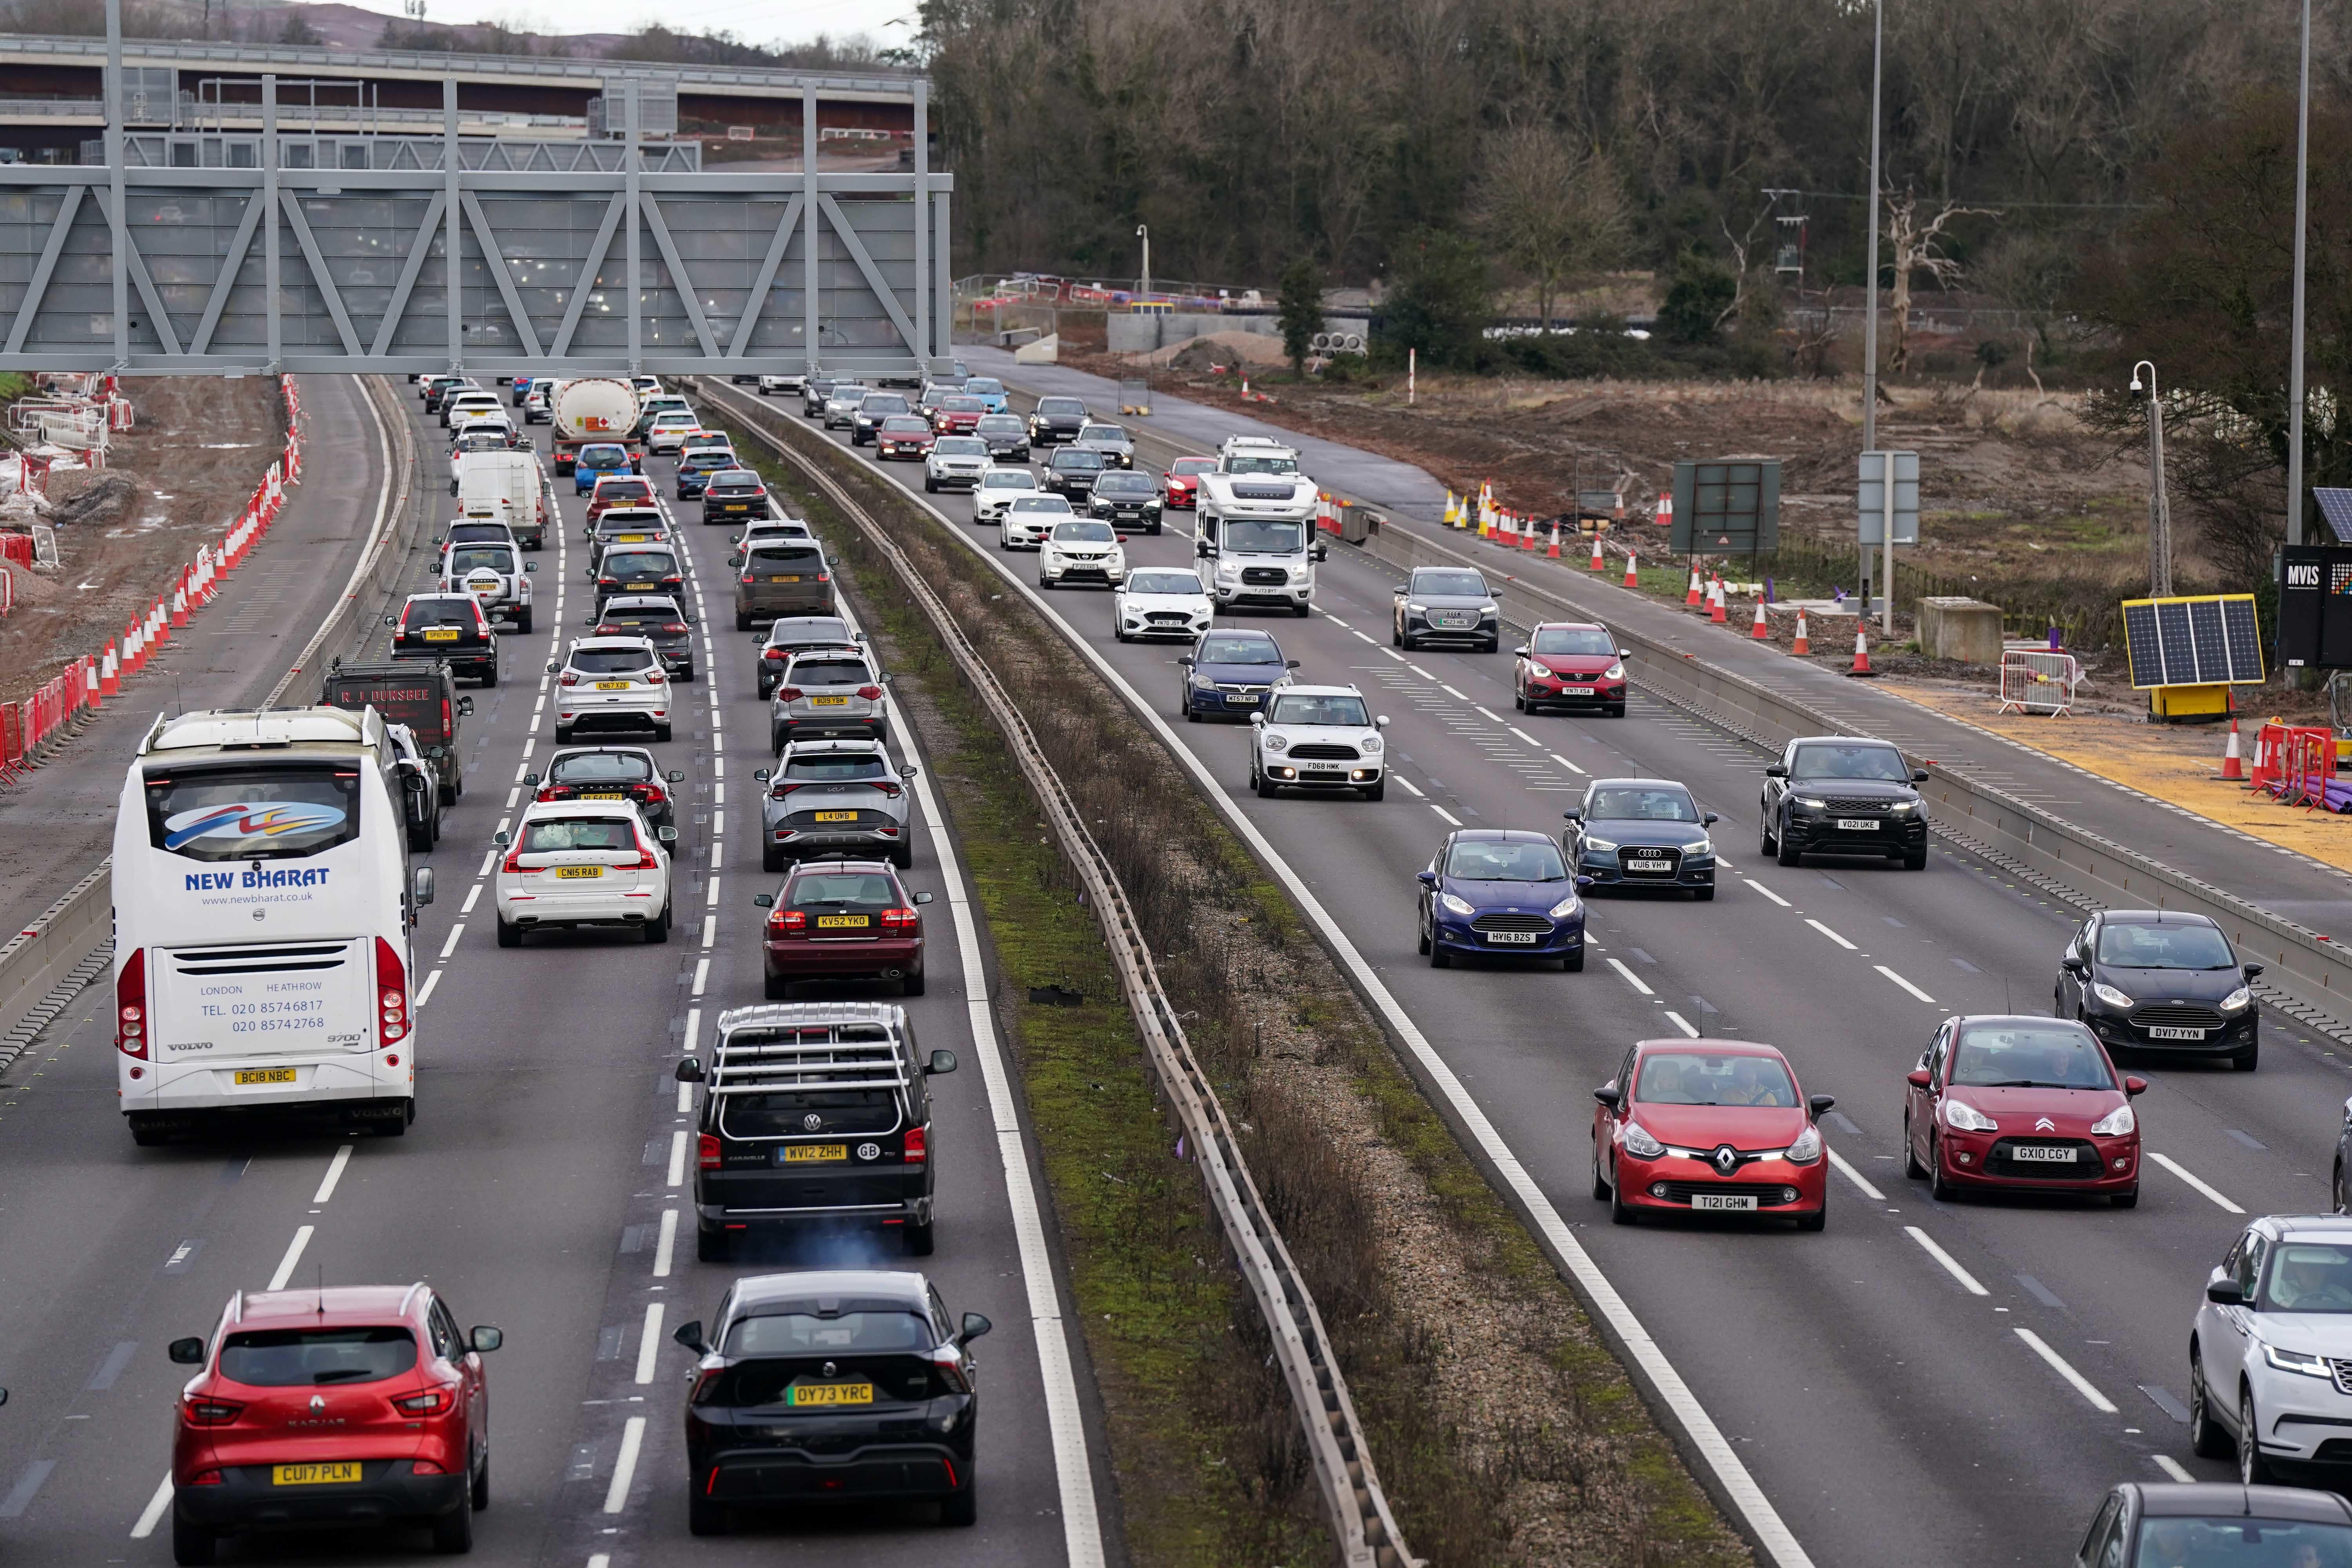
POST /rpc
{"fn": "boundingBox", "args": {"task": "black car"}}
[385,593,499,685]
[2074,1485,2352,1568]
[595,546,685,613]
[850,392,911,446]
[1088,470,1163,534]
[670,1266,989,1535]
[1026,396,1088,446]
[1758,735,1929,870]
[702,468,767,523]
[758,616,862,700]
[1178,628,1297,720]
[587,509,670,573]
[1563,778,1719,899]
[800,377,838,418]
[1393,566,1501,652]
[2058,909,2262,1070]
[595,593,697,682]
[676,448,738,499]
[527,744,685,830]
[973,413,1030,461]
[1042,446,1105,500]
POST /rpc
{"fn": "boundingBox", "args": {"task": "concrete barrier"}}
[1916,596,2004,664]
[0,863,110,1066]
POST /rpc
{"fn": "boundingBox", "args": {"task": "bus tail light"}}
[375,937,409,1046]
[116,948,147,1058]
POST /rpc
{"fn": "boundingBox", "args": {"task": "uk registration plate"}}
[582,792,625,800]
[2011,1145,2077,1163]
[1485,930,1539,944]
[810,695,849,707]
[423,627,461,642]
[817,914,870,929]
[274,1462,362,1486]
[1691,1193,1757,1212]
[626,581,654,590]
[555,866,604,879]
[786,1381,873,1406]
[617,534,648,543]
[771,575,800,583]
[1227,694,1259,706]
[782,1144,848,1163]
[2147,1026,2207,1041]
[1835,818,1879,831]
[813,810,858,822]
[595,681,632,690]
[723,503,748,511]
[234,1067,298,1085]
[1625,859,1672,874]
[1558,685,1595,696]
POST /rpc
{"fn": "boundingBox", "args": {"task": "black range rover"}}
[1759,735,1930,869]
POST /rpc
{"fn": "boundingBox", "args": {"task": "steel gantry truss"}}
[0,4,951,381]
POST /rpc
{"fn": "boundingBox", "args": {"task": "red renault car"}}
[755,858,933,998]
[1161,456,1218,510]
[1901,1014,2145,1205]
[1591,1039,1833,1229]
[166,1284,501,1563]
[1515,621,1630,717]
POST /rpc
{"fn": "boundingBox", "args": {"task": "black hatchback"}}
[702,468,767,523]
[386,593,499,685]
[595,594,697,681]
[2058,909,2263,1070]
[1042,446,1105,499]
[670,1268,990,1534]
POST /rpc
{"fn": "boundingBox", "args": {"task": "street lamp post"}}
[1860,0,1885,617]
[1136,225,1150,300]
[2130,360,2174,598]
[2288,0,2312,549]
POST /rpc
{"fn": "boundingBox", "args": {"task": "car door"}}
[427,1298,488,1464]
[2059,918,2096,1015]
[1907,1020,1955,1167]
[2074,1492,2125,1568]
[2207,1229,2263,1423]
[1598,1044,1640,1180]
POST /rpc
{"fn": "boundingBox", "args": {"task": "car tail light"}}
[662,576,682,587]
[741,574,754,585]
[502,843,526,873]
[698,1133,721,1171]
[539,786,568,801]
[392,1386,456,1416]
[376,937,408,1045]
[926,1343,971,1392]
[182,1396,243,1426]
[117,947,147,1058]
[770,780,801,798]
[409,1458,448,1475]
[620,835,661,871]
[560,672,579,686]
[879,906,918,932]
[646,671,666,685]
[642,785,666,804]
[662,622,688,634]
[778,687,802,703]
[763,650,785,664]
[816,573,830,583]
[187,1470,225,1486]
[857,685,882,701]
[879,784,902,800]
[770,908,807,933]
[903,1125,927,1163]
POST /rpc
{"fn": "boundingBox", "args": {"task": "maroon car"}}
[929,395,986,436]
[756,859,932,998]
[1515,621,1629,717]
[874,415,936,461]
[1902,1014,2145,1206]
[1592,1040,1833,1229]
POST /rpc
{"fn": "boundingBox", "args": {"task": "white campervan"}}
[1194,469,1326,616]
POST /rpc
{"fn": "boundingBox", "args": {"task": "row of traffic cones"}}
[1679,563,1872,674]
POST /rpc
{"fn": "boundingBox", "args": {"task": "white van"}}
[1194,470,1326,616]
[112,707,434,1144]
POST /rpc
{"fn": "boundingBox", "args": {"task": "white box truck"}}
[455,449,548,550]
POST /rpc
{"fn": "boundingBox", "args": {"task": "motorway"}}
[697,374,2352,1567]
[0,379,1109,1566]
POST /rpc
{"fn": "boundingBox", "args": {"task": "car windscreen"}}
[521,816,637,852]
[786,659,871,687]
[1414,570,1487,597]
[941,398,984,413]
[144,762,363,862]
[826,385,866,400]
[1008,497,1071,513]
[1269,693,1369,726]
[1038,398,1086,416]
[2258,1246,2352,1315]
[1223,519,1307,554]
[788,871,898,907]
[785,753,889,781]
[551,752,652,784]
[1444,839,1568,882]
[725,1310,932,1356]
[748,546,822,573]
[963,378,1004,396]
[682,451,735,470]
[2131,1517,2352,1566]
[220,1326,419,1387]
[1948,1022,2114,1089]
[1789,743,1910,782]
[1586,788,1699,822]
[601,552,677,578]
[446,547,512,574]
[1079,425,1127,442]
[1053,450,1105,470]
[1127,570,1203,595]
[403,599,479,629]
[1197,635,1280,664]
[976,416,1024,432]
[2097,922,2236,969]
[1053,521,1117,543]
[1533,626,1616,656]
[1225,453,1298,474]
[881,416,931,433]
[1634,1053,1797,1108]
[568,648,655,673]
[859,396,909,414]
[1094,474,1154,495]
[933,438,986,456]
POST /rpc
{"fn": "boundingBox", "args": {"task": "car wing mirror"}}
[958,1312,993,1345]
[1416,870,1438,887]
[1563,807,1582,820]
[752,768,771,782]
[1765,764,1788,778]
[384,614,398,626]
[2061,955,2087,974]
[899,764,920,778]
[1911,768,1930,783]
[753,893,775,909]
[1286,659,1301,669]
[168,1337,207,1365]
[457,697,475,717]
[2206,1279,2245,1306]
[656,826,679,844]
[521,772,539,786]
[667,769,685,783]
[1592,1085,1622,1110]
[2124,1075,2149,1097]
[1618,648,1632,659]
[1807,1094,1837,1119]
[1312,542,1328,561]
[411,867,435,906]
[672,1320,708,1354]
[674,1056,705,1082]
[1177,656,1194,668]
[1906,1068,1933,1089]
[546,660,559,673]
[1513,644,1530,657]
[1702,813,1719,826]
[426,746,448,761]
[913,891,935,905]
[926,1048,958,1075]
[1249,712,1266,725]
[524,561,539,573]
[1575,874,1594,889]
[2244,962,2265,979]
[468,1326,503,1354]
[1376,715,1390,728]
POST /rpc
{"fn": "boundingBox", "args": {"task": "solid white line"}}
[1547,751,1587,775]
[1806,918,1857,950]
[2147,1151,2246,1214]
[1606,957,1655,997]
[1508,726,1539,746]
[1394,776,1426,797]
[652,1210,677,1278]
[312,1144,354,1205]
[129,1472,174,1538]
[2015,1327,2118,1412]
[1441,684,1469,701]
[665,1131,688,1187]
[414,968,442,1010]
[267,1226,315,1292]
[1744,877,1790,907]
[633,1303,665,1384]
[1828,1147,1884,1201]
[1875,965,1938,1004]
[438,923,465,959]
[1662,1010,1700,1037]
[1904,1226,1988,1296]
[1429,804,1462,826]
[601,1416,646,1514]
[460,884,481,915]
[2152,1455,2195,1483]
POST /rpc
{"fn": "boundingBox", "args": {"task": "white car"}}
[551,636,672,743]
[1038,519,1126,590]
[924,435,990,494]
[1248,684,1389,800]
[439,539,535,633]
[1000,493,1075,550]
[757,372,804,396]
[522,379,556,423]
[441,390,502,430]
[646,410,701,455]
[1114,566,1214,642]
[2190,1214,2352,1479]
[728,517,814,567]
[972,465,1040,524]
[492,799,677,946]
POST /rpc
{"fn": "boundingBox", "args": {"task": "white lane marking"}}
[675,1079,691,1113]
[267,1225,315,1291]
[513,763,530,783]
[1395,777,1426,798]
[1805,918,1857,950]
[713,755,724,777]
[683,1007,701,1056]
[601,1416,646,1514]
[665,1131,689,1187]
[1406,664,1433,679]
[1744,878,1791,907]
[1429,804,1462,826]
[129,1473,174,1538]
[1875,965,1938,1004]
[1828,1147,1884,1201]
[1441,684,1469,701]
[414,969,443,1010]
[1352,630,1378,645]
[2147,1151,2245,1214]
[590,1555,612,1568]
[312,1144,354,1204]
[460,884,482,915]
[1381,648,1404,662]
[1508,726,1539,746]
[438,923,465,960]
[2015,1327,2118,1412]
[633,1303,665,1384]
[477,850,497,879]
[1606,957,1655,997]
[706,876,721,908]
[652,1210,678,1278]
[503,787,519,809]
[699,918,716,950]
[1475,705,1503,722]
[1904,1226,1989,1296]
[2152,1455,2195,1483]
[1662,1010,1700,1037]
[1322,612,1351,628]
[711,810,724,837]
[709,843,722,868]
[1546,751,1587,775]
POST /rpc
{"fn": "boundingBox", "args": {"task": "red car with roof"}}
[1592,1039,1832,1228]
[1515,620,1629,717]
[1902,1014,2144,1205]
[929,395,987,436]
[586,474,658,525]
[1161,456,1218,510]
[165,1283,501,1564]
[755,858,932,998]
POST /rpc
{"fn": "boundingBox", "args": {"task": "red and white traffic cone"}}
[1791,609,1811,656]
[1708,580,1728,624]
[1750,598,1771,639]
[1685,567,1704,606]
[98,641,120,697]
[1589,533,1604,570]
[2219,713,2247,781]
[1623,550,1639,590]
[1847,627,1875,677]
[1548,523,1562,559]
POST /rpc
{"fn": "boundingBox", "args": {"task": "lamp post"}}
[2130,360,2173,598]
[1860,0,1885,613]
[1136,225,1150,301]
[2287,0,2312,549]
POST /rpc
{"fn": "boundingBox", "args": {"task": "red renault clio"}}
[166,1285,501,1564]
[1901,1014,2145,1205]
[1591,1039,1834,1229]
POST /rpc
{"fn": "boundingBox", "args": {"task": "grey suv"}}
[754,739,920,870]
[734,539,833,630]
[770,648,887,751]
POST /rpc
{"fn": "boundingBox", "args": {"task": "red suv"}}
[755,858,933,998]
[165,1285,501,1564]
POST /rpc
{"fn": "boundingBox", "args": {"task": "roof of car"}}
[520,796,641,819]
[1449,828,1554,844]
[783,648,871,669]
[728,1269,930,1318]
[600,595,682,612]
[1588,777,1690,791]
[1793,734,1899,748]
[2254,1214,2352,1240]
[2098,910,2220,927]
[1532,618,1610,630]
[567,635,658,653]
[550,744,656,758]
[1275,683,1363,697]
[786,857,897,875]
[405,591,477,603]
[783,737,885,755]
[2131,1482,2352,1521]
[234,1285,424,1325]
[1635,1037,1789,1060]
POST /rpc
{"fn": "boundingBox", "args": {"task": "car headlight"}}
[1406,602,1427,613]
[1218,562,1241,579]
[2089,1104,2136,1137]
[1264,735,1288,753]
[1793,795,1828,809]
[1887,800,1916,815]
[1581,835,1619,853]
[2266,1343,2332,1378]
[1438,892,1475,917]
[1603,663,1625,680]
[1547,893,1581,918]
[1783,1124,1822,1165]
[1620,1121,1666,1159]
[2220,986,2253,1011]
[1689,837,1713,858]
[1360,735,1383,754]
[1479,601,1498,616]
[2089,983,2135,1010]
[1943,1098,1998,1132]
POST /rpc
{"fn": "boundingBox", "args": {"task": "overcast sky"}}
[346,0,918,45]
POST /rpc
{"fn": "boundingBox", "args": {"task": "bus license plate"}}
[811,696,848,706]
[556,866,604,879]
[1485,931,1539,944]
[235,1067,298,1085]
[782,1145,847,1163]
[813,811,858,822]
[1836,819,1879,831]
[786,1381,873,1406]
[274,1462,362,1486]
[2011,1145,2077,1162]
[595,681,633,690]
[816,914,869,929]
[2147,1026,2207,1041]
[1691,1193,1757,1211]
[423,628,461,642]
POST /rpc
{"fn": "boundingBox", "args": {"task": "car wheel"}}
[695,1227,731,1265]
[1797,1194,1826,1232]
[2111,1184,2139,1208]
[2337,1160,2347,1215]
[1591,1139,1612,1199]
[763,973,790,1001]
[644,903,670,944]
[1513,686,1525,711]
[1929,1136,1958,1202]
[2190,1349,2234,1458]
[1039,573,1053,588]
[1760,815,1778,855]
[891,842,914,869]
[1693,886,1715,902]
[1904,847,1928,870]
[925,477,937,492]
[653,724,672,743]
[554,725,572,743]
[1563,949,1584,972]
[736,611,752,631]
[1417,913,1431,955]
[1902,1114,1926,1178]
[1429,940,1451,969]
[429,1475,474,1553]
[471,1448,489,1510]
[1115,626,1129,642]
[2234,1038,2260,1072]
[903,967,925,996]
[2241,1387,2274,1484]
[518,610,533,634]
[940,1475,976,1527]
[1775,824,1801,867]
[1361,782,1384,801]
[1253,766,1274,799]
[171,1506,216,1566]
[496,919,521,948]
[1183,697,1199,722]
[1148,521,1162,535]
[1606,703,1626,717]
[1480,637,1499,652]
[1391,621,1403,648]
[481,663,499,688]
[1296,603,1313,618]
[1609,1169,1637,1225]
[902,1218,936,1255]
[687,1490,729,1536]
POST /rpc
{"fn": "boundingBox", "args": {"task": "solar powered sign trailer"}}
[2121,592,2265,722]
[2277,544,2352,672]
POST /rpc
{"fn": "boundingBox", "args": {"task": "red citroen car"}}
[756,858,932,998]
[1161,456,1218,510]
[1515,621,1630,717]
[1592,1039,1832,1228]
[166,1284,501,1564]
[1902,1014,2144,1205]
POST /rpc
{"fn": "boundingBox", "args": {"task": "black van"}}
[322,659,475,802]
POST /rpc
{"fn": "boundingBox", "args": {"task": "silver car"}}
[924,435,990,493]
[822,382,871,429]
[1075,421,1136,468]
[551,636,672,743]
[770,648,887,752]
[439,539,536,633]
[753,739,920,870]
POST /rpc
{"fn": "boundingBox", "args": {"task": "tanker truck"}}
[550,377,642,476]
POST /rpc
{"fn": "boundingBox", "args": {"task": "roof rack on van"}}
[706,1034,908,1098]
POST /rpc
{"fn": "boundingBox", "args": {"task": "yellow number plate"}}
[810,695,849,707]
[274,1462,362,1485]
[594,680,633,690]
[235,1067,298,1085]
[771,575,801,583]
[625,581,654,590]
[555,865,604,879]
[784,1144,848,1163]
[816,914,869,929]
[788,1381,873,1406]
[723,503,748,511]
[616,534,648,543]
[813,810,858,822]
[422,628,461,642]
[581,791,626,800]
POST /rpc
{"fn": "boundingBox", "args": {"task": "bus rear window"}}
[144,763,363,862]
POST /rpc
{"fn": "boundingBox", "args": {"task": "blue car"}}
[960,376,1009,415]
[1417,830,1587,970]
[1178,628,1297,720]
[575,443,632,495]
[1563,777,1719,899]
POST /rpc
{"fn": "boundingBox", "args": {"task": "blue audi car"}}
[1416,829,1588,971]
[1563,777,1719,899]
[1178,628,1297,720]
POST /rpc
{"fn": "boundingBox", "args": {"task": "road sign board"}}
[1669,460,1779,555]
[1858,450,1919,544]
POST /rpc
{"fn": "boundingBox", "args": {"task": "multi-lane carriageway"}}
[693,372,2352,1568]
[0,380,1112,1566]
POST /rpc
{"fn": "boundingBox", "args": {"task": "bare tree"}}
[1470,126,1630,330]
[1882,184,1999,374]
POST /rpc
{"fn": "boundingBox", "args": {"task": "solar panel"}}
[2316,488,2352,543]
[2121,593,2265,687]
